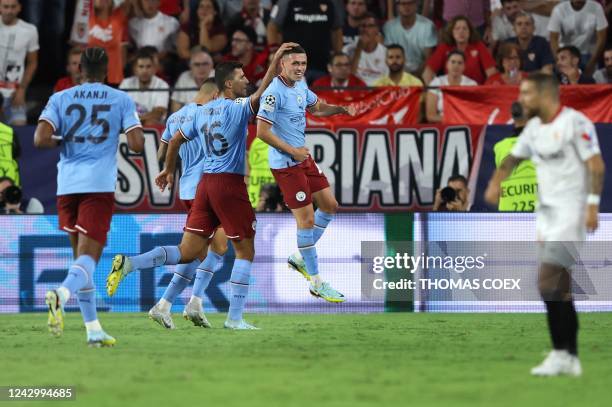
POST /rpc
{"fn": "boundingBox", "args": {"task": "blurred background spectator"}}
[89,0,129,87]
[423,15,497,84]
[343,0,368,48]
[223,26,268,84]
[312,52,366,88]
[373,44,423,86]
[226,0,270,52]
[506,11,554,74]
[129,0,180,70]
[593,46,612,83]
[491,0,549,50]
[177,0,227,61]
[120,48,170,125]
[548,0,608,76]
[0,93,21,185]
[23,0,65,82]
[0,175,43,214]
[485,41,525,85]
[426,50,477,123]
[0,0,39,126]
[556,45,596,84]
[171,46,214,112]
[53,47,83,93]
[344,12,388,86]
[267,0,344,82]
[383,0,437,75]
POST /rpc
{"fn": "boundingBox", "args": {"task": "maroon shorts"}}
[184,174,256,240]
[181,199,193,211]
[271,157,330,209]
[57,192,115,246]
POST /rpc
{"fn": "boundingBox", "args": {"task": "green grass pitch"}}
[1,312,611,407]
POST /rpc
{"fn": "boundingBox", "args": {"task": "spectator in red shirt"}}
[312,53,367,88]
[223,26,268,84]
[485,42,526,85]
[423,15,497,84]
[177,0,228,61]
[53,47,83,93]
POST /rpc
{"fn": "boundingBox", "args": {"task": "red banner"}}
[443,85,612,125]
[307,87,422,128]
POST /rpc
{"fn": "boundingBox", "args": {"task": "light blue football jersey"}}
[161,103,206,200]
[179,97,254,175]
[256,76,318,169]
[39,82,141,195]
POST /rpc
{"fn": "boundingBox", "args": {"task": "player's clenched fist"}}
[290,146,310,162]
[155,170,174,192]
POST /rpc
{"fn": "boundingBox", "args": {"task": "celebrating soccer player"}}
[256,45,355,303]
[34,47,145,347]
[144,78,227,329]
[485,73,606,376]
[106,42,299,330]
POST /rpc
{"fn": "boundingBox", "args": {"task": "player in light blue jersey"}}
[34,48,144,346]
[144,79,229,329]
[256,45,356,303]
[107,43,298,330]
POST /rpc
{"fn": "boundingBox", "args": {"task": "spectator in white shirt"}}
[344,12,389,86]
[120,48,170,126]
[426,50,477,124]
[171,46,214,112]
[0,0,38,125]
[548,0,608,76]
[593,47,612,84]
[129,0,180,54]
[491,0,550,47]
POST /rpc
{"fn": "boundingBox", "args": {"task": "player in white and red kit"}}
[485,72,606,376]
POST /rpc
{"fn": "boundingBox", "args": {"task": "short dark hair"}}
[525,72,560,97]
[386,44,405,56]
[501,0,519,5]
[215,61,243,89]
[557,45,581,60]
[328,52,349,65]
[446,49,465,62]
[281,45,306,58]
[80,47,108,79]
[233,25,257,45]
[448,174,468,187]
[136,47,156,63]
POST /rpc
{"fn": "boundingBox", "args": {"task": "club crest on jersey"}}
[296,191,306,202]
[262,95,276,112]
[297,95,303,106]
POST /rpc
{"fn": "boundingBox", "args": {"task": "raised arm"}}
[249,42,298,112]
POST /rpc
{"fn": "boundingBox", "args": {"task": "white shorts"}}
[536,204,585,268]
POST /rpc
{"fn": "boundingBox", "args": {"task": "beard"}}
[389,64,404,74]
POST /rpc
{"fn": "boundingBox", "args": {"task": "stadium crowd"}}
[0,0,610,126]
[0,0,611,212]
